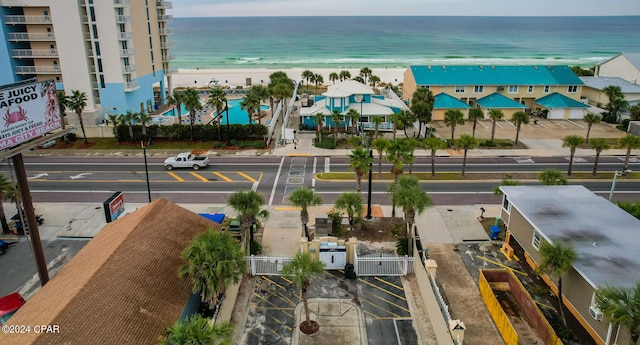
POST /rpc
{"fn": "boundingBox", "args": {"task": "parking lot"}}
[241,272,418,345]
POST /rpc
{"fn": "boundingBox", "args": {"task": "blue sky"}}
[171,0,640,17]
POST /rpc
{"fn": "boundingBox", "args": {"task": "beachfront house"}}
[475,92,526,120]
[498,185,640,345]
[299,80,409,132]
[432,93,471,121]
[580,53,640,111]
[403,65,585,119]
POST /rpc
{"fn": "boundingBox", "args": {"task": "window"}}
[46,27,52,38]
[97,58,103,73]
[502,196,510,211]
[528,85,534,93]
[544,85,550,93]
[455,85,466,93]
[474,85,484,93]
[508,85,518,93]
[568,85,578,93]
[53,60,59,71]
[92,24,99,39]
[94,42,101,56]
[89,7,96,22]
[532,230,542,249]
[99,75,105,88]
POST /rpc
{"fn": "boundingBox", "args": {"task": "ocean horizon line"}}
[173,15,640,19]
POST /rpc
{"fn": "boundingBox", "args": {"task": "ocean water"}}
[168,16,640,69]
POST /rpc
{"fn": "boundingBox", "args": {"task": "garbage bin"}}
[344,263,356,280]
[490,226,501,240]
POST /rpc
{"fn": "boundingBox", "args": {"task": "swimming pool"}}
[159,99,269,125]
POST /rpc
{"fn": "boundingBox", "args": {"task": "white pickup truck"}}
[164,152,209,170]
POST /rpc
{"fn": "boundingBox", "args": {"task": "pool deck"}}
[150,95,271,125]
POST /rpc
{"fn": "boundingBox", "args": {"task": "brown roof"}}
[3,198,220,345]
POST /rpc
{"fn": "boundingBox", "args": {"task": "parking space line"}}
[365,292,411,314]
[361,299,403,318]
[213,171,233,182]
[167,172,184,182]
[374,276,404,291]
[189,172,209,182]
[237,171,257,182]
[262,276,289,291]
[251,293,295,316]
[358,278,407,301]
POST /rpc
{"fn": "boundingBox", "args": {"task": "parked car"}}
[163,152,209,170]
[0,293,25,325]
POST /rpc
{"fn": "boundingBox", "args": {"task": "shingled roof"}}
[3,198,219,345]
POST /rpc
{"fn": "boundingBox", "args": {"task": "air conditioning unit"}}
[589,305,603,321]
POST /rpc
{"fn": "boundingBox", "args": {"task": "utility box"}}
[315,214,331,236]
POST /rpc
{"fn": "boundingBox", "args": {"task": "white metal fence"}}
[245,253,414,277]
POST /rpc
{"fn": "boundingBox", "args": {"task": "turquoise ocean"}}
[169,16,640,69]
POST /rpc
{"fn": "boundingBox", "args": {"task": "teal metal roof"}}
[476,93,527,109]
[434,93,471,109]
[535,92,589,109]
[410,65,583,86]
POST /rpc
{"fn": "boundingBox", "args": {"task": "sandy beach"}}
[172,67,406,89]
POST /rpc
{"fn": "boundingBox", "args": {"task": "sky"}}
[171,0,640,17]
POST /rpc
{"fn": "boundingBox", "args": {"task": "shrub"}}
[250,240,262,255]
[499,142,513,147]
[315,136,336,149]
[395,237,409,256]
[479,140,496,147]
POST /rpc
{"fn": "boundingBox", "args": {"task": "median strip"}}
[190,172,209,182]
[237,172,256,182]
[167,172,184,182]
[213,172,233,182]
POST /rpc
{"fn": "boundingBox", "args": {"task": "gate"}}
[319,242,346,270]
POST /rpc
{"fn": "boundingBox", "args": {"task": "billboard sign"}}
[0,80,62,149]
[103,192,125,223]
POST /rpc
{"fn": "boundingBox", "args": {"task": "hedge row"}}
[113,123,268,143]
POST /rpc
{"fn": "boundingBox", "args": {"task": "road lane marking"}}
[237,171,256,182]
[190,172,209,182]
[269,157,286,205]
[213,172,233,182]
[167,172,184,182]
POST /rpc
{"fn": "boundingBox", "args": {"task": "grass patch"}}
[49,138,247,150]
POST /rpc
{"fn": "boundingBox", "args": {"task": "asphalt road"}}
[0,155,638,204]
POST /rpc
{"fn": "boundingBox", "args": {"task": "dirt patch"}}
[337,217,405,243]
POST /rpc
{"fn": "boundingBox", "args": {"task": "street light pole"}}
[609,169,631,201]
[225,100,231,146]
[366,149,373,219]
[142,141,151,202]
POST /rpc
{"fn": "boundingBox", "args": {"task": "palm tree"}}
[330,110,342,146]
[619,134,640,170]
[121,111,136,142]
[386,139,412,218]
[329,72,339,84]
[227,190,269,253]
[313,112,325,142]
[302,69,314,94]
[583,112,601,144]
[348,147,373,192]
[395,110,416,139]
[359,67,372,84]
[369,75,380,88]
[179,230,246,307]
[457,134,477,176]
[159,315,233,345]
[311,73,323,91]
[288,187,322,239]
[511,110,530,145]
[468,108,484,138]
[66,90,89,144]
[240,91,261,124]
[56,91,68,129]
[603,85,628,122]
[0,174,14,234]
[538,241,577,326]
[422,137,447,176]
[390,175,431,255]
[589,138,610,175]
[488,109,504,142]
[371,138,389,175]
[595,282,640,344]
[167,91,186,123]
[135,112,153,143]
[630,104,640,121]
[339,70,351,81]
[371,115,384,138]
[411,88,435,137]
[280,252,325,334]
[183,88,202,142]
[335,192,363,232]
[272,83,292,118]
[107,114,121,137]
[207,87,227,120]
[538,168,568,185]
[562,135,585,176]
[444,109,465,141]
[346,108,360,135]
[353,76,365,84]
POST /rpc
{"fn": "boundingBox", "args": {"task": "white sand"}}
[171,67,406,89]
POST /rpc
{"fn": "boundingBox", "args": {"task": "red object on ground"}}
[0,292,26,324]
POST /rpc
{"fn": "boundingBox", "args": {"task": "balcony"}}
[160,40,174,48]
[161,53,176,62]
[11,49,58,58]
[158,15,173,22]
[3,15,52,24]
[115,15,131,23]
[118,32,132,40]
[15,66,61,74]
[8,32,55,41]
[156,1,173,9]
[114,0,130,6]
[164,68,178,75]
[124,79,140,92]
[122,64,137,73]
[120,48,135,57]
[159,28,174,35]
